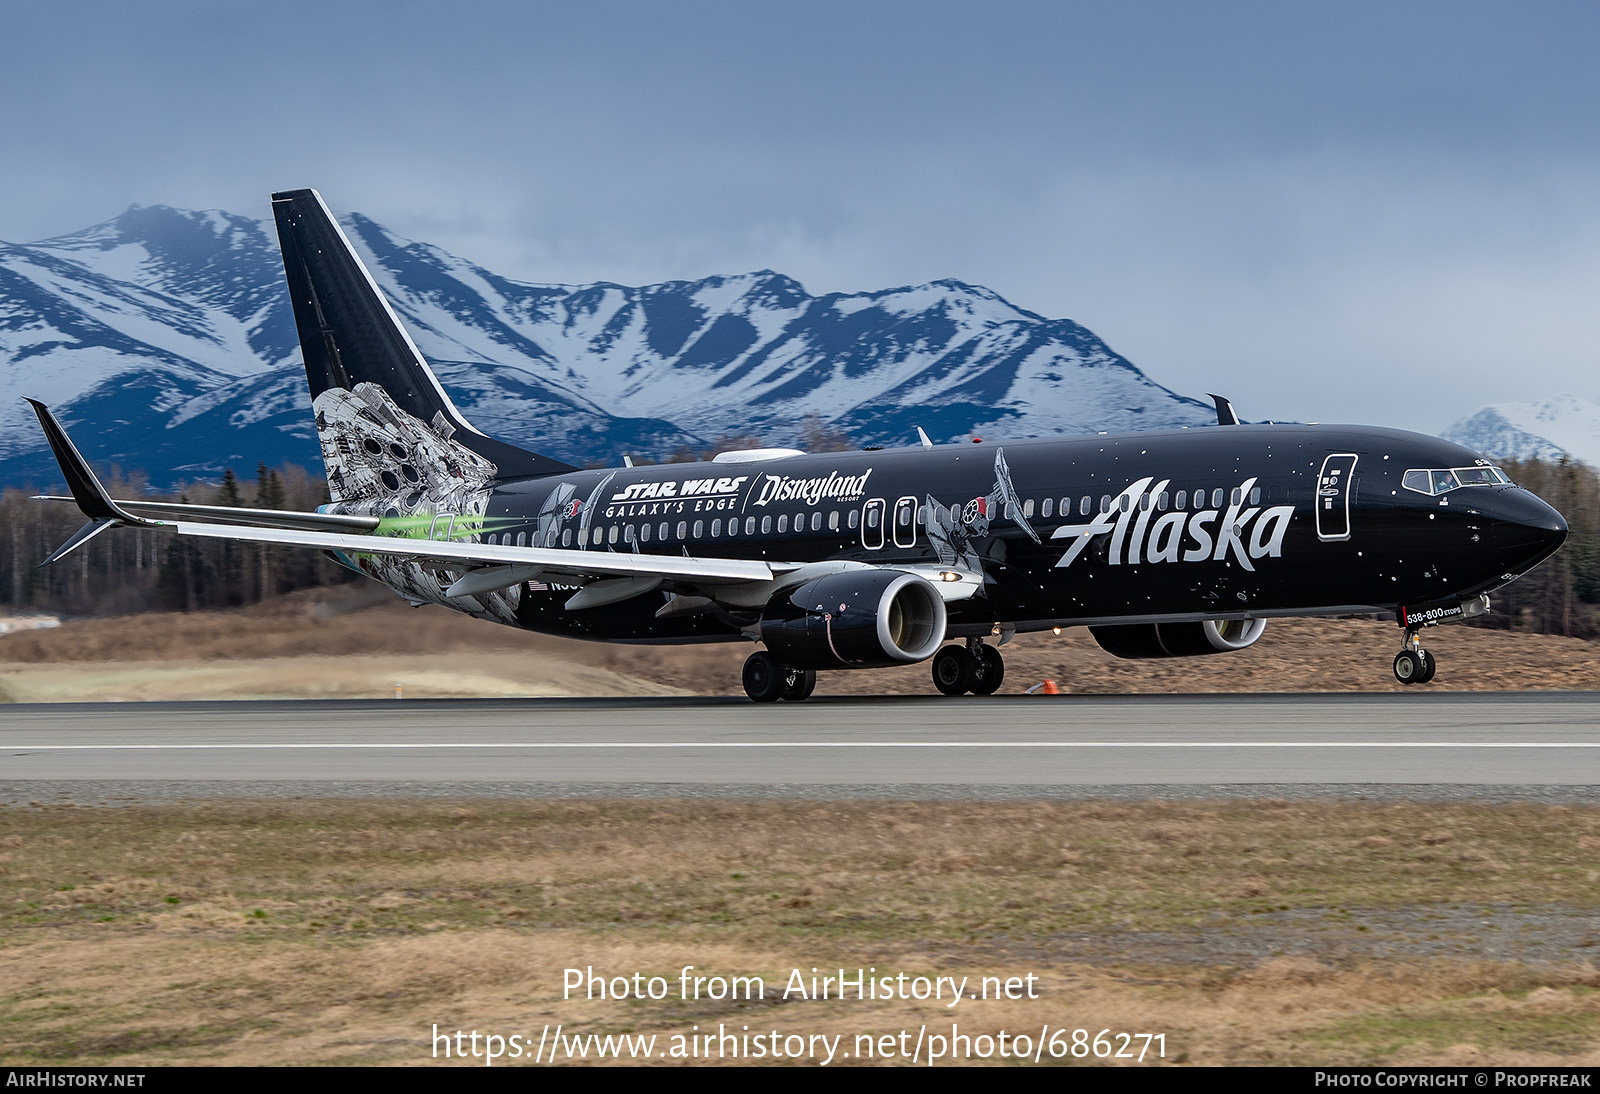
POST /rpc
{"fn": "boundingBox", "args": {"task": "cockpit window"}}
[1402,465,1511,495]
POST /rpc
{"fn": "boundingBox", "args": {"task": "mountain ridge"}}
[1442,394,1600,471]
[2,202,1216,489]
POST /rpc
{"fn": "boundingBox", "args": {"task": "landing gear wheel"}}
[932,646,973,695]
[1416,648,1437,684]
[780,667,817,702]
[1393,649,1423,685]
[970,645,1005,695]
[743,651,786,703]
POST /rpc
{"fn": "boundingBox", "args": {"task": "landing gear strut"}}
[931,639,1005,696]
[1392,628,1438,685]
[743,651,816,702]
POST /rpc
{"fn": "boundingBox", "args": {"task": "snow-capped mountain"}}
[2,203,1216,489]
[1442,394,1600,471]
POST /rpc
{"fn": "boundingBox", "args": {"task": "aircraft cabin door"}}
[892,496,918,549]
[862,498,886,550]
[1316,454,1358,542]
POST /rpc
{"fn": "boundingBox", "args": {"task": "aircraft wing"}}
[25,399,793,589]
[168,520,784,584]
[32,496,381,533]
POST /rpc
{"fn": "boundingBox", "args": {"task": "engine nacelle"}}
[759,570,947,669]
[1089,618,1267,659]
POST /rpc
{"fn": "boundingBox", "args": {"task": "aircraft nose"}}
[1492,491,1568,574]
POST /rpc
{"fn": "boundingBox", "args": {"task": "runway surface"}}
[2,693,1598,802]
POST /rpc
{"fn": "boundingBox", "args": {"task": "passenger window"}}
[1080,496,1091,516]
[607,526,618,545]
[1158,492,1169,511]
[516,531,526,547]
[641,523,651,543]
[866,508,879,528]
[1041,498,1053,518]
[677,521,688,539]
[711,519,721,537]
[1005,501,1015,519]
[625,525,636,545]
[1139,493,1151,512]
[1100,495,1111,514]
[1118,495,1130,513]
[726,518,737,537]
[1023,499,1034,518]
[829,510,840,531]
[1250,487,1261,505]
[593,528,603,546]
[746,517,756,535]
[1212,488,1224,508]
[659,521,668,541]
[1231,488,1242,506]
[848,510,859,530]
[692,520,703,538]
[1176,490,1187,510]
[562,530,571,547]
[778,515,788,533]
[761,516,772,534]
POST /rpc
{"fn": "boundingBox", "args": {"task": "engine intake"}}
[1090,618,1267,659]
[760,570,947,669]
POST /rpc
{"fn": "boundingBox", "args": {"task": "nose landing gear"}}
[931,639,1005,696]
[1392,628,1438,685]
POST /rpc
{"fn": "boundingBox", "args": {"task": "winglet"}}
[23,399,154,526]
[1206,393,1240,426]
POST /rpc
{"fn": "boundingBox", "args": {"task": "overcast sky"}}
[2,0,1597,431]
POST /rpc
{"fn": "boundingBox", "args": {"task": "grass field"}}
[3,798,1598,1066]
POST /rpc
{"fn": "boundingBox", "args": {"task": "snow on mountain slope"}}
[3,202,1216,489]
[1442,394,1600,471]
[339,213,1212,449]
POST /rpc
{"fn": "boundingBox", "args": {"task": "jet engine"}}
[1089,618,1267,659]
[760,569,947,669]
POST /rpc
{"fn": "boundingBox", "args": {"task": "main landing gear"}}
[931,639,1005,696]
[1392,627,1438,685]
[743,651,817,703]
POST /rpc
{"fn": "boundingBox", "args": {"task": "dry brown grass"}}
[3,799,1599,1065]
[3,585,1599,699]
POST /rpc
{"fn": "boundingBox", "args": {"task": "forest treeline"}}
[1477,456,1600,638]
[0,464,359,618]
[0,453,1596,638]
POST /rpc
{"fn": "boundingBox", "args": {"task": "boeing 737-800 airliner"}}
[28,189,1568,700]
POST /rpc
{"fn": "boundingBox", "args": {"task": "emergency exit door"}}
[1316,454,1358,542]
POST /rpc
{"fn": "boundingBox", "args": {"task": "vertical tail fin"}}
[270,188,576,496]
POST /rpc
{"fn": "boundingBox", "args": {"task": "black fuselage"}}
[427,423,1567,643]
